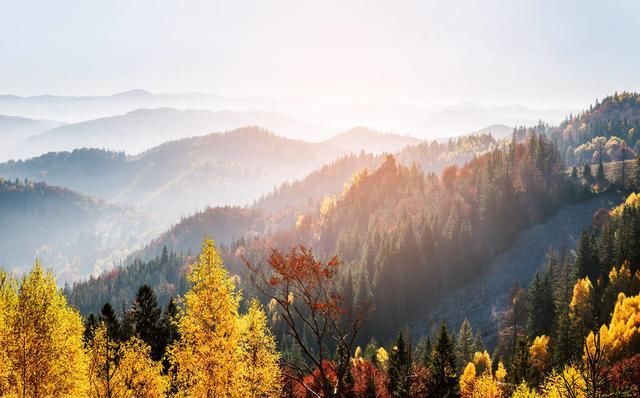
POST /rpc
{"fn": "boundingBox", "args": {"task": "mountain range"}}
[0,89,574,141]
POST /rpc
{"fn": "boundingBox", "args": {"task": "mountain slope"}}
[0,178,154,281]
[0,127,346,222]
[15,108,335,158]
[0,115,64,160]
[323,127,422,154]
[430,192,625,346]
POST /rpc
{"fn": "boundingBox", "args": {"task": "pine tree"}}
[575,231,601,282]
[84,313,99,345]
[456,319,474,371]
[387,332,410,397]
[100,302,121,341]
[160,297,179,354]
[527,272,555,338]
[414,336,433,368]
[597,154,606,185]
[432,322,459,397]
[131,284,163,360]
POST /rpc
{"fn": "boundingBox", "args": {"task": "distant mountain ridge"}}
[323,126,422,154]
[0,89,574,139]
[0,114,65,160]
[0,126,347,223]
[10,107,336,160]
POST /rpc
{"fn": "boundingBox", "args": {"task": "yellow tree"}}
[239,299,281,398]
[586,293,640,362]
[511,382,538,398]
[459,362,476,398]
[88,322,168,398]
[569,278,594,341]
[88,322,122,398]
[470,375,501,398]
[168,239,246,398]
[471,351,492,376]
[0,270,17,396]
[529,335,551,375]
[118,337,168,398]
[541,366,585,398]
[3,262,88,397]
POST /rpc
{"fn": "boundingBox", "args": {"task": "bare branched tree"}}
[245,245,372,398]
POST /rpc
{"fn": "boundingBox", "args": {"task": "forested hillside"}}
[551,91,640,165]
[0,127,346,221]
[66,133,504,314]
[0,178,154,281]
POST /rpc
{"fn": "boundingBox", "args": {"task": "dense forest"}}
[550,92,640,166]
[4,189,640,397]
[5,94,640,397]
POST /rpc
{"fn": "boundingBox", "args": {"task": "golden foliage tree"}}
[239,299,281,398]
[0,262,88,397]
[529,335,551,374]
[88,322,120,398]
[459,362,476,398]
[471,350,492,376]
[569,277,594,341]
[88,322,168,398]
[0,270,17,396]
[118,337,168,398]
[470,375,501,398]
[511,382,538,398]
[541,366,585,398]
[168,239,246,398]
[586,293,640,362]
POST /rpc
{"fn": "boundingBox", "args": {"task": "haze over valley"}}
[2,2,640,397]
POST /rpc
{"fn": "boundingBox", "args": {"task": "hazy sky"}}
[1,0,639,108]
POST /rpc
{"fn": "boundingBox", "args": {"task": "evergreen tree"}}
[131,284,163,360]
[597,154,606,184]
[160,297,179,353]
[583,163,593,182]
[364,338,379,365]
[455,319,474,370]
[432,322,459,397]
[100,302,121,341]
[527,272,555,338]
[415,335,433,368]
[387,332,410,397]
[508,339,530,385]
[575,231,601,282]
[84,313,99,345]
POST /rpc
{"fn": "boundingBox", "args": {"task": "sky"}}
[1,0,639,108]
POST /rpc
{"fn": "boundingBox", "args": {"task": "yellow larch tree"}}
[470,375,502,398]
[459,362,476,398]
[0,270,17,396]
[541,365,585,398]
[529,335,551,374]
[88,322,167,398]
[168,239,246,398]
[118,337,168,398]
[511,381,538,398]
[585,293,640,362]
[3,262,88,397]
[569,277,594,340]
[471,350,492,376]
[88,322,122,398]
[239,299,281,398]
